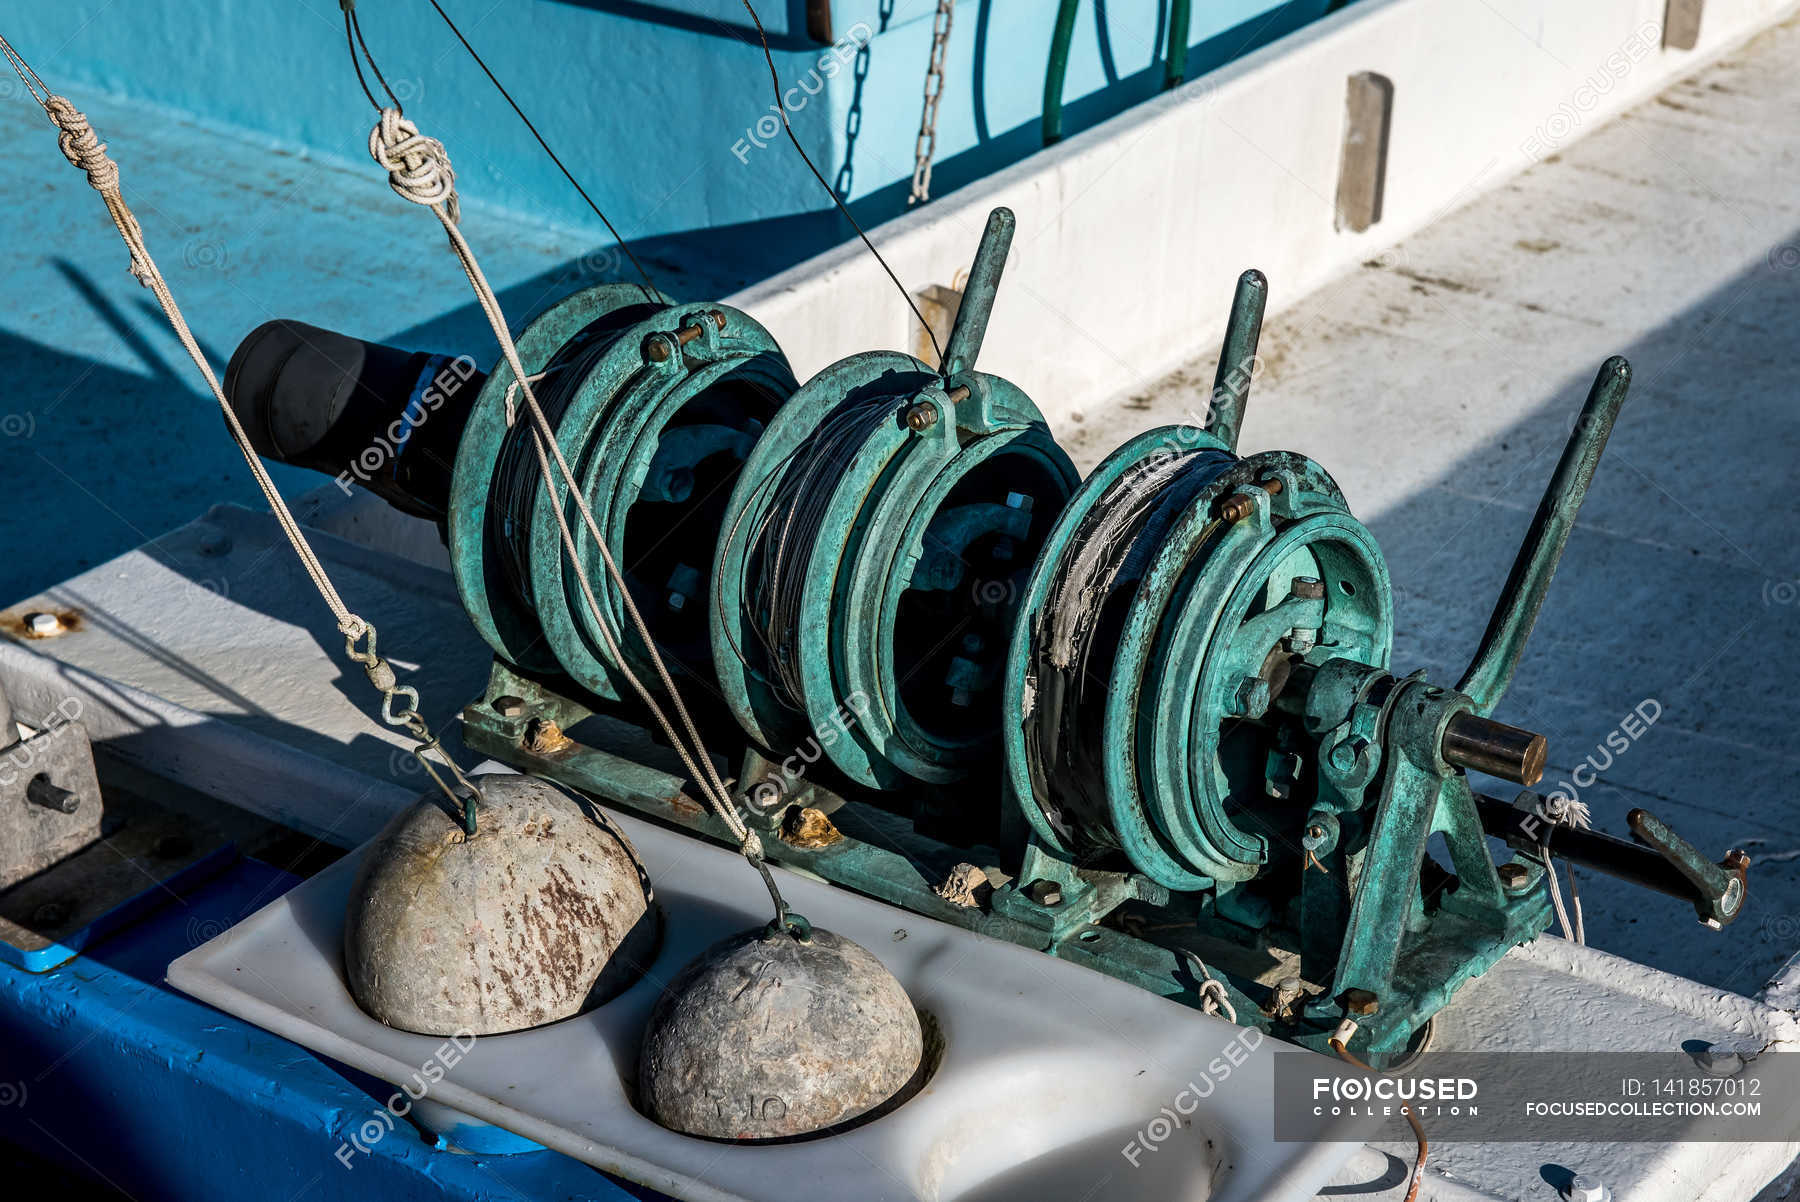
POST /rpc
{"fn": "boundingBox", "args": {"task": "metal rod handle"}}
[1457,356,1631,713]
[1204,269,1267,454]
[941,206,1015,380]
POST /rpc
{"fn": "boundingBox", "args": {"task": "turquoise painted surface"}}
[2,0,1339,234]
[0,0,1344,599]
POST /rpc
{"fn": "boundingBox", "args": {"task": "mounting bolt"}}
[1344,988,1380,1016]
[25,775,78,815]
[491,694,526,719]
[24,612,62,637]
[1230,676,1271,719]
[667,590,687,612]
[1290,576,1326,600]
[1024,878,1064,907]
[905,402,939,432]
[32,901,69,927]
[1565,1174,1608,1202]
[1497,861,1533,891]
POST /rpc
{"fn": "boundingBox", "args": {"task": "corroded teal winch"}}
[228,228,1750,1060]
[712,208,1078,791]
[447,286,796,702]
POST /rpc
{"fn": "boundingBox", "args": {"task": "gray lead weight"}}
[638,923,923,1140]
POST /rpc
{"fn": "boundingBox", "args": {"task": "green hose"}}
[1042,0,1080,145]
[1165,0,1192,89]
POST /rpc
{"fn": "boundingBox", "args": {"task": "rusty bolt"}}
[1024,878,1064,907]
[1220,477,1285,522]
[1497,861,1532,890]
[1290,576,1326,600]
[491,694,526,718]
[1344,988,1380,1016]
[905,402,939,432]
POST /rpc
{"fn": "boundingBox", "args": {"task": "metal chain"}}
[908,0,955,206]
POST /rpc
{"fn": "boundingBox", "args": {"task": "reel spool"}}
[1007,424,1392,900]
[226,286,798,706]
[450,285,798,703]
[712,209,1079,789]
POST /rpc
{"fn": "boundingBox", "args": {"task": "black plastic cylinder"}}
[224,320,485,521]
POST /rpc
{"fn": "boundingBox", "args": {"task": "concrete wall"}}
[731,0,1799,425]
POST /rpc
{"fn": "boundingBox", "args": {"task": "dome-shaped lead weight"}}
[638,917,922,1140]
[344,774,655,1035]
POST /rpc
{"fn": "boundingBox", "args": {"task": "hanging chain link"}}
[908,0,955,206]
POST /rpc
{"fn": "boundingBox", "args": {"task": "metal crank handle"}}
[1475,793,1749,928]
[1628,807,1751,929]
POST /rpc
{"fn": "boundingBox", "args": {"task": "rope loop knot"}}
[45,95,117,191]
[43,95,152,286]
[369,108,459,223]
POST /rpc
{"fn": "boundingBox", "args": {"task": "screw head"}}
[1024,878,1063,907]
[24,612,61,637]
[491,694,526,718]
[1497,861,1532,890]
[905,401,939,432]
[1566,1174,1607,1202]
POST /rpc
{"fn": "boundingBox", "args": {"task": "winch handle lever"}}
[1456,356,1631,714]
[1475,793,1750,928]
[940,206,1016,380]
[1203,268,1267,454]
[1628,808,1752,929]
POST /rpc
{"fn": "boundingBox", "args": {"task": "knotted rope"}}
[2,36,486,833]
[364,108,774,878]
[1536,793,1589,944]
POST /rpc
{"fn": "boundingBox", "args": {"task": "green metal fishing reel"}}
[993,271,1746,1055]
[712,208,1078,794]
[447,286,796,702]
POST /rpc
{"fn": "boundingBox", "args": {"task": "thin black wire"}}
[422,0,662,303]
[739,0,945,368]
[342,2,402,113]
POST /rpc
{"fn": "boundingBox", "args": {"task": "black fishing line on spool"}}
[1026,447,1238,855]
[723,393,906,710]
[488,301,668,612]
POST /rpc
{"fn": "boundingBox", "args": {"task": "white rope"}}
[367,108,765,861]
[1179,950,1237,1023]
[1536,794,1590,944]
[1,40,485,824]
